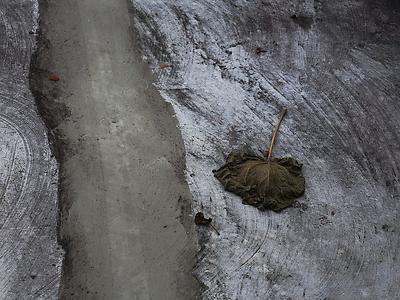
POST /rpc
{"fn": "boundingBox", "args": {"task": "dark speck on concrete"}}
[290,14,314,30]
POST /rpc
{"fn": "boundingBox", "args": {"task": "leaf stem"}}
[209,223,220,235]
[267,108,287,159]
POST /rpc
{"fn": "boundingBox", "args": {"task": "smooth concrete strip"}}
[34,0,200,299]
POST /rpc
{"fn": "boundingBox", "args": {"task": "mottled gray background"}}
[1,0,399,299]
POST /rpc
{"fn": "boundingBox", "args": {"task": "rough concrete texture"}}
[31,0,200,299]
[131,0,400,299]
[0,0,63,299]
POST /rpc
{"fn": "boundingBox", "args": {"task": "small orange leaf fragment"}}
[48,74,60,81]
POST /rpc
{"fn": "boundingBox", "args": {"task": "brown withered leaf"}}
[213,153,305,212]
[194,212,212,225]
[214,109,305,212]
[195,212,220,235]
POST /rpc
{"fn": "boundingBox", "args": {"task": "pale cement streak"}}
[36,0,199,299]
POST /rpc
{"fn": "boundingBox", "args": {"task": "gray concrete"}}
[3,0,400,299]
[131,0,400,299]
[32,0,199,299]
[0,0,63,299]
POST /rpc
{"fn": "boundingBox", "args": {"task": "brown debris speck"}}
[48,74,60,81]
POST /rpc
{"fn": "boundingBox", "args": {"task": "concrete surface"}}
[3,0,400,299]
[31,0,199,299]
[131,0,400,299]
[0,0,63,299]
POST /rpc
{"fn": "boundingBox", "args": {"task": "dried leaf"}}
[195,212,220,235]
[214,152,305,212]
[214,109,305,212]
[48,74,60,81]
[194,212,212,225]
